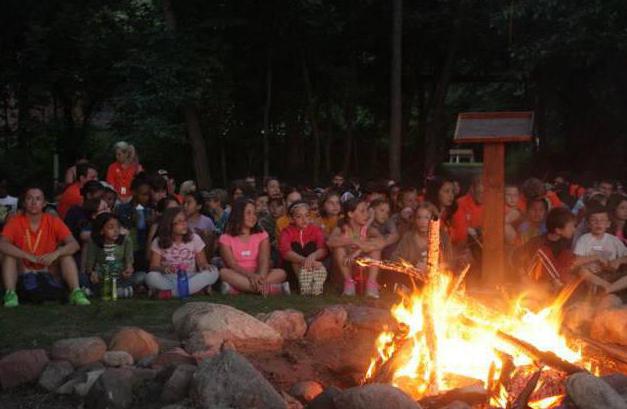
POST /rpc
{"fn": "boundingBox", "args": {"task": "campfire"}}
[357,219,595,409]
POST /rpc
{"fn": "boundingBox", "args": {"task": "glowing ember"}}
[363,220,589,405]
[528,394,564,409]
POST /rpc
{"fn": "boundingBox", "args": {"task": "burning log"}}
[354,257,427,282]
[369,337,412,384]
[495,330,586,375]
[487,351,515,407]
[563,328,627,366]
[423,219,441,394]
[459,315,586,375]
[509,368,543,409]
[417,384,487,408]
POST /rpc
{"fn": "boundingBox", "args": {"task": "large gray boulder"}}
[332,384,422,409]
[566,372,627,409]
[51,337,106,367]
[172,302,283,352]
[190,349,287,409]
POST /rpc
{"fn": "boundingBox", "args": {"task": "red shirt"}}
[451,194,483,245]
[57,183,82,219]
[2,213,72,270]
[278,223,326,260]
[106,162,140,200]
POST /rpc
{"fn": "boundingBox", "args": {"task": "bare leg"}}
[220,268,256,292]
[365,249,381,282]
[2,255,18,291]
[59,255,80,291]
[332,247,352,281]
[265,268,287,284]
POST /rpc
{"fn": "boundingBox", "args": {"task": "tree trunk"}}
[302,58,321,186]
[262,47,273,178]
[184,105,211,188]
[162,0,211,189]
[389,0,403,181]
[220,136,228,186]
[324,117,333,175]
[342,101,354,175]
[424,0,467,177]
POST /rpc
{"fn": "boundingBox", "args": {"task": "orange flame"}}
[364,220,588,402]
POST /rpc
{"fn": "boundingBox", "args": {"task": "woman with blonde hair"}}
[106,141,143,202]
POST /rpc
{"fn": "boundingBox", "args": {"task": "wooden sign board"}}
[454,112,534,144]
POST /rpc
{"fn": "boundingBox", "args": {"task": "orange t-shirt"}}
[2,213,72,270]
[57,183,82,219]
[451,194,483,245]
[106,162,140,200]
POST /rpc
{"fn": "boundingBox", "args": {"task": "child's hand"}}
[90,271,100,284]
[609,259,622,271]
[303,254,317,270]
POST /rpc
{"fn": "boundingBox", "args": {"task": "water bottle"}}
[111,276,118,301]
[176,266,189,299]
[102,249,117,301]
[102,268,112,301]
[136,204,146,230]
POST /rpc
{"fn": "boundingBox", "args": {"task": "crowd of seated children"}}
[1,142,625,307]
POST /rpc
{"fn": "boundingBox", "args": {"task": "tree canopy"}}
[1,0,625,191]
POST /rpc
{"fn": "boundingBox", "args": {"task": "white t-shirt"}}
[574,233,627,261]
[151,233,205,273]
[0,195,18,212]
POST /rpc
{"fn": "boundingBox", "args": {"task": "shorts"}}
[17,272,68,304]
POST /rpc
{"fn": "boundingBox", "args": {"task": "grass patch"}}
[0,294,369,353]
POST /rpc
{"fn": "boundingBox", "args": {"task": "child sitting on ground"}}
[515,207,609,295]
[517,198,548,245]
[574,206,627,293]
[219,198,288,295]
[505,184,523,245]
[145,207,219,298]
[393,202,452,272]
[204,189,230,236]
[278,201,328,295]
[184,192,216,257]
[86,213,136,298]
[319,190,342,238]
[368,198,400,259]
[327,197,385,298]
[115,176,152,272]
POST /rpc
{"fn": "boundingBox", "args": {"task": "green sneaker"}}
[69,288,91,306]
[3,290,18,308]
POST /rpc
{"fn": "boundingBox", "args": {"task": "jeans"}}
[145,268,219,296]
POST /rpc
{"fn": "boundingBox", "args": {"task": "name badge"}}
[241,250,251,257]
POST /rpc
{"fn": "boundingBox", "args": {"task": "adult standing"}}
[106,141,143,203]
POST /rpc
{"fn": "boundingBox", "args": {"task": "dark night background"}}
[1,0,625,191]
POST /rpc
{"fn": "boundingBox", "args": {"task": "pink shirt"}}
[151,233,205,272]
[219,231,269,273]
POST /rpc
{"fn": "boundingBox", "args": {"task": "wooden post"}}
[482,143,505,285]
[453,112,534,288]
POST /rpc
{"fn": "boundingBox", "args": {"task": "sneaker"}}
[220,282,240,295]
[282,281,291,295]
[157,290,172,300]
[365,280,380,299]
[298,268,314,295]
[69,288,91,306]
[343,279,356,297]
[117,287,133,299]
[311,267,327,296]
[3,290,18,308]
